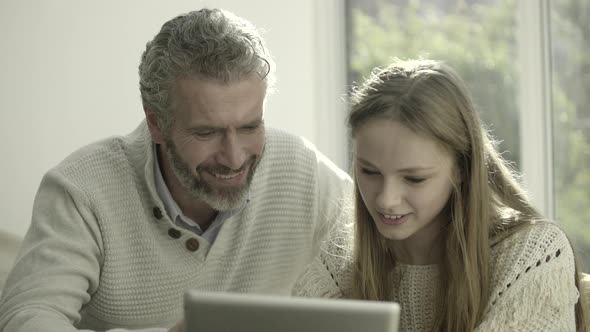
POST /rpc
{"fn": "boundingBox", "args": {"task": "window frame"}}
[313,0,349,170]
[317,0,558,218]
[517,0,555,219]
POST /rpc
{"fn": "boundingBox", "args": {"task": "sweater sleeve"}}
[292,142,354,299]
[292,256,344,298]
[0,171,167,332]
[475,223,579,332]
[292,213,354,299]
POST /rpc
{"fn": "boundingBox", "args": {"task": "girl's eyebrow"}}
[355,157,377,168]
[356,157,436,173]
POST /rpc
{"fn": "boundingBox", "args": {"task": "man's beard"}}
[164,139,262,211]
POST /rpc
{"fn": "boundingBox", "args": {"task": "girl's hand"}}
[168,320,185,332]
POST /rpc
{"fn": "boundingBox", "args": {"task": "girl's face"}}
[354,119,457,252]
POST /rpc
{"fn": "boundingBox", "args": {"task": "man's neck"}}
[177,198,218,231]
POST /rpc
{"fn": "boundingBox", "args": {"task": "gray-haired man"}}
[0,8,352,332]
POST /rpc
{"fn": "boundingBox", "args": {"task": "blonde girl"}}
[295,59,587,331]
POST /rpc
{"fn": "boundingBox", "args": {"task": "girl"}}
[295,59,587,331]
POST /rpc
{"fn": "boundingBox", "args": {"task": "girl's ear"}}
[452,163,463,186]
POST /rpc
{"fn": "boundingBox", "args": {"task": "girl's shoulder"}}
[490,222,572,266]
[478,226,579,330]
[488,222,575,298]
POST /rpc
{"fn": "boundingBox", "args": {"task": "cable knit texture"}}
[0,121,353,332]
[294,222,579,331]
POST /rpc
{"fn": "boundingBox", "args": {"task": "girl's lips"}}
[380,213,409,225]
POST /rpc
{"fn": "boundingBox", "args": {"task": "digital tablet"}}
[184,290,400,332]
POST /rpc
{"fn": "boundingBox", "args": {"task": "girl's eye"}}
[360,168,380,176]
[406,177,426,184]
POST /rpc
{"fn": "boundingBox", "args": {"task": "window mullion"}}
[517,0,554,219]
[313,0,348,170]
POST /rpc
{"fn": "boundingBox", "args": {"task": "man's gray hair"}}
[139,8,275,130]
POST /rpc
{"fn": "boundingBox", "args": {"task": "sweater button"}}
[185,238,200,252]
[153,207,163,219]
[168,228,182,239]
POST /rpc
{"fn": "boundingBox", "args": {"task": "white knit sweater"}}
[294,222,580,331]
[0,122,353,332]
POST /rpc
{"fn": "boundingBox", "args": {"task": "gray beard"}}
[164,139,261,211]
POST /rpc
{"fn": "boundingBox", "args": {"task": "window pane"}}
[550,1,590,272]
[347,0,520,167]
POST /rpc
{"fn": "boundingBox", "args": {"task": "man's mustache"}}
[196,156,257,175]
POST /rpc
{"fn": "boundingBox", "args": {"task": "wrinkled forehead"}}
[171,76,266,126]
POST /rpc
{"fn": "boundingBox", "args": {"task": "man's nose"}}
[217,132,247,170]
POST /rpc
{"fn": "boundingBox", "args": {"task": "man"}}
[0,8,352,332]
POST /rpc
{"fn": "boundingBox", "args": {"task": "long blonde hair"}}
[347,59,586,331]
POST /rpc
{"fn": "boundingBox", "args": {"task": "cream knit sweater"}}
[295,222,580,331]
[0,122,353,332]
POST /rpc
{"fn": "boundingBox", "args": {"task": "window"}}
[348,0,519,165]
[550,0,590,271]
[346,0,590,271]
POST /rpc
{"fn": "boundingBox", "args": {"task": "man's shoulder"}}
[264,127,350,181]
[265,127,315,153]
[263,127,319,170]
[51,121,150,179]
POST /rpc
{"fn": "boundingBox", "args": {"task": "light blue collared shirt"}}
[152,144,247,244]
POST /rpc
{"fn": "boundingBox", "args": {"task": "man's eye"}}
[406,177,425,184]
[193,130,216,138]
[240,125,260,133]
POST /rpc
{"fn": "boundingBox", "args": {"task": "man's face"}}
[150,76,266,211]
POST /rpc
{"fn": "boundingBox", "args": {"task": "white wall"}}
[0,0,347,238]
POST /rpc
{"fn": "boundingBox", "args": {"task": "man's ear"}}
[144,108,165,144]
